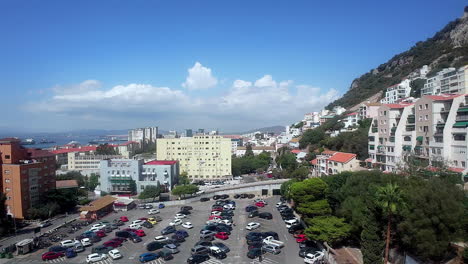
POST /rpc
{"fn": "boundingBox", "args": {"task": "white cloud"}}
[26,72,339,130]
[182,62,218,90]
[52,80,102,95]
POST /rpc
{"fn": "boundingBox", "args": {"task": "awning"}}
[369,145,375,150]
[416,136,423,141]
[457,108,468,112]
[402,145,411,151]
[414,146,422,150]
[453,121,468,128]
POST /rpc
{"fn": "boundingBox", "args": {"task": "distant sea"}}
[20,135,127,149]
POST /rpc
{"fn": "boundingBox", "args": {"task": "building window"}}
[141,185,145,190]
[5,179,10,183]
[419,105,422,110]
[5,155,10,159]
[4,170,10,174]
[424,104,428,109]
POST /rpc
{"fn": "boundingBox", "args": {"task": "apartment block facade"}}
[421,65,468,95]
[68,153,122,174]
[0,138,56,219]
[100,159,179,195]
[380,79,412,104]
[368,94,468,174]
[156,135,231,179]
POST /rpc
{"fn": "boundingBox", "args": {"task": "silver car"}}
[163,244,180,254]
[262,244,281,254]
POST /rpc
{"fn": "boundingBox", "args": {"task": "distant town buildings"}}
[156,135,231,179]
[67,153,123,175]
[380,79,412,104]
[421,65,468,95]
[0,138,56,219]
[100,159,179,195]
[235,146,275,157]
[128,127,158,149]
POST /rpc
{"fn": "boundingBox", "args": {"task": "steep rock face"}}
[327,7,468,110]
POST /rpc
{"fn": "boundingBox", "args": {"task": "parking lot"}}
[7,196,305,264]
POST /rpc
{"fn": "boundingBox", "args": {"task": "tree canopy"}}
[96,143,118,155]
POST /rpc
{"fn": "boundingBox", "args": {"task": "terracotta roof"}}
[448,167,464,173]
[425,94,462,101]
[364,103,381,106]
[50,146,97,155]
[289,138,300,143]
[346,112,358,116]
[222,135,243,139]
[118,141,139,146]
[291,149,301,154]
[322,150,337,155]
[79,195,117,212]
[328,152,356,163]
[56,180,79,189]
[310,159,317,165]
[365,158,373,162]
[26,148,54,158]
[385,103,413,109]
[145,160,178,165]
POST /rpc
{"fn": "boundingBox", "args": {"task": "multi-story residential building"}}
[68,153,122,174]
[235,146,275,157]
[50,146,97,166]
[319,115,335,125]
[311,151,359,176]
[368,94,468,174]
[332,106,347,115]
[100,159,179,195]
[421,66,468,95]
[222,135,243,154]
[358,102,381,119]
[111,141,139,158]
[380,79,412,104]
[342,112,360,128]
[128,127,158,148]
[156,135,231,179]
[0,138,56,219]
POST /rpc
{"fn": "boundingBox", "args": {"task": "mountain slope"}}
[327,7,468,110]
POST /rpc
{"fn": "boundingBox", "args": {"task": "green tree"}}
[304,216,351,246]
[280,179,296,199]
[290,167,309,180]
[290,178,327,205]
[361,209,383,264]
[300,129,326,149]
[138,184,161,201]
[276,152,297,172]
[375,183,405,264]
[172,184,199,199]
[0,194,12,234]
[296,199,331,217]
[179,171,190,185]
[96,143,118,155]
[87,173,100,191]
[245,144,254,157]
[129,180,137,194]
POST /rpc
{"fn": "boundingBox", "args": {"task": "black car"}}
[195,241,212,247]
[247,237,263,245]
[263,232,279,240]
[203,225,217,232]
[92,245,113,254]
[245,205,257,212]
[288,224,304,234]
[157,249,174,261]
[213,195,221,200]
[247,194,255,199]
[161,226,176,235]
[171,234,186,243]
[130,235,142,243]
[211,249,227,259]
[248,210,259,218]
[220,194,229,199]
[233,194,241,199]
[179,210,191,215]
[187,254,210,264]
[212,242,230,253]
[200,197,210,202]
[248,241,263,249]
[246,232,263,240]
[48,246,67,253]
[247,248,264,259]
[142,221,154,228]
[259,212,273,220]
[181,206,193,211]
[300,240,320,249]
[216,223,233,230]
[215,226,231,234]
[240,193,248,199]
[162,239,180,247]
[147,241,165,251]
[116,231,132,238]
[113,219,124,226]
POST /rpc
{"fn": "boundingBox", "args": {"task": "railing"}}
[456,115,468,121]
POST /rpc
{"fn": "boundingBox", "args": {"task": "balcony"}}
[453,121,468,128]
[405,125,415,132]
[457,104,468,112]
[440,108,450,114]
[436,122,445,128]
[402,145,412,152]
[371,127,378,133]
[407,114,415,124]
[389,136,395,143]
[456,115,468,121]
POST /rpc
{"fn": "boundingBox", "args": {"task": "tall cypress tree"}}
[361,209,383,264]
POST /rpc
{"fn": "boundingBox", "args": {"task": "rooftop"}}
[237,146,275,151]
[346,112,358,116]
[328,152,357,163]
[50,146,97,155]
[425,94,462,101]
[385,103,413,109]
[145,160,178,165]
[56,180,79,189]
[79,195,117,212]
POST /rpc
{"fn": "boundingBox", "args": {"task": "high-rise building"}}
[421,65,468,95]
[0,138,56,219]
[156,135,232,179]
[128,127,158,148]
[185,129,193,137]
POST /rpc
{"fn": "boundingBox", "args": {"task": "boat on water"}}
[21,138,36,145]
[40,139,56,144]
[88,140,99,145]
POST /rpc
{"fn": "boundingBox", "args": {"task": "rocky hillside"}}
[327,6,468,110]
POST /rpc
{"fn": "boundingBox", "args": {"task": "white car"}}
[89,227,103,232]
[169,219,182,226]
[304,251,325,264]
[220,219,232,226]
[129,223,142,229]
[211,211,222,216]
[276,202,284,207]
[223,204,235,209]
[154,236,169,242]
[174,213,186,219]
[81,238,92,247]
[182,222,193,229]
[148,209,160,215]
[132,220,145,225]
[92,223,106,229]
[246,222,261,230]
[60,240,75,248]
[108,249,122,260]
[86,253,108,263]
[206,218,222,225]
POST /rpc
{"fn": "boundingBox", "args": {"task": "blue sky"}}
[0,0,466,132]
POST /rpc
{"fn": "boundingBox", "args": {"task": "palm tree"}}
[375,183,405,264]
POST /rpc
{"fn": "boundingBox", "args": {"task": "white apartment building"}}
[342,112,360,128]
[421,65,468,95]
[380,79,412,104]
[368,94,468,174]
[67,153,123,174]
[128,127,158,148]
[156,135,232,179]
[332,106,347,115]
[311,151,360,176]
[358,102,381,120]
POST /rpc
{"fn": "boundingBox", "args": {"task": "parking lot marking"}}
[201,259,223,264]
[249,257,279,264]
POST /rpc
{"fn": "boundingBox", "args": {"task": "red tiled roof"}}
[222,135,243,139]
[322,150,337,155]
[365,158,373,162]
[145,160,178,165]
[291,149,301,154]
[346,112,358,116]
[425,94,462,101]
[50,146,97,155]
[27,148,54,158]
[310,159,317,165]
[448,167,464,173]
[56,180,79,189]
[328,152,356,163]
[385,103,413,109]
[118,141,138,146]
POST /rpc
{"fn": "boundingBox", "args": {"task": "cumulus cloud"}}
[25,71,339,130]
[182,62,218,90]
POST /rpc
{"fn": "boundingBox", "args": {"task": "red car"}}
[123,228,136,232]
[42,252,64,261]
[255,202,265,207]
[111,237,127,243]
[208,215,222,220]
[215,232,229,240]
[211,207,223,212]
[293,230,304,238]
[138,217,148,221]
[134,229,146,237]
[295,234,308,243]
[103,240,121,248]
[120,216,129,222]
[94,230,106,237]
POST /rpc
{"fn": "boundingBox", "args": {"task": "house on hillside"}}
[311,151,360,176]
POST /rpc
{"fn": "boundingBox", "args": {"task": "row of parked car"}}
[200,193,257,202]
[187,199,237,263]
[275,198,325,264]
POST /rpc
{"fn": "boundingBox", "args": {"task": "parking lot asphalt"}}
[7,196,304,264]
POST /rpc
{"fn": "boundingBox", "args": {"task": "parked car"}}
[169,219,182,226]
[103,240,121,248]
[209,246,227,259]
[161,226,176,235]
[304,251,325,264]
[262,244,281,254]
[175,230,189,238]
[247,248,264,259]
[86,253,108,263]
[81,238,92,247]
[42,252,64,261]
[39,220,52,228]
[139,252,159,263]
[248,210,259,218]
[259,212,273,220]
[212,242,230,253]
[158,203,165,209]
[263,231,279,240]
[213,195,221,200]
[187,254,210,264]
[148,209,160,215]
[215,232,229,240]
[296,234,308,243]
[174,213,187,219]
[60,240,75,248]
[129,223,142,229]
[180,206,193,211]
[163,243,180,254]
[299,247,322,258]
[157,249,174,261]
[91,245,113,254]
[120,216,129,222]
[245,205,257,212]
[142,222,154,228]
[108,249,122,260]
[48,246,68,253]
[182,222,193,229]
[246,222,261,230]
[145,204,153,209]
[255,202,265,207]
[195,241,212,248]
[146,241,165,251]
[134,229,146,237]
[147,217,158,225]
[191,246,210,256]
[200,197,210,202]
[171,234,186,243]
